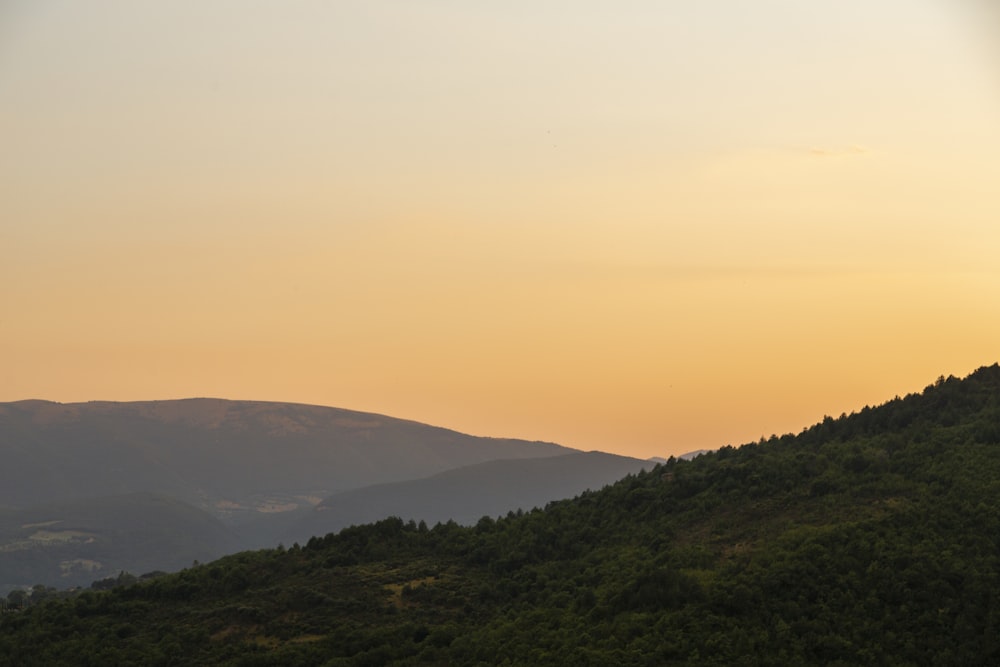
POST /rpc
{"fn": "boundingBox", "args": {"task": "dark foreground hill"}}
[3,365,1000,666]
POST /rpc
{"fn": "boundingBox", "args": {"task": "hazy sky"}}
[3,1,999,459]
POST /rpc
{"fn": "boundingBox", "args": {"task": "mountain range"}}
[4,365,998,665]
[0,398,573,513]
[0,398,650,587]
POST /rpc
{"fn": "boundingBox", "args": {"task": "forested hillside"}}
[3,365,999,666]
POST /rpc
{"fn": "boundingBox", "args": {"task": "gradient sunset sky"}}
[3,1,999,459]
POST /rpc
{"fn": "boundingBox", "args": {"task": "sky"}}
[2,1,999,459]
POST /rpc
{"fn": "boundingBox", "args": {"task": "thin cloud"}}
[808,144,872,158]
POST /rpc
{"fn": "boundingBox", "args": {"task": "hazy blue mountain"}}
[1,399,657,580]
[279,450,651,545]
[0,399,572,521]
[0,493,243,590]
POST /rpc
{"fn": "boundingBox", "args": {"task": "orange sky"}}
[2,1,999,459]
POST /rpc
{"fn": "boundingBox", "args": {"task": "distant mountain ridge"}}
[0,398,572,518]
[2,397,654,587]
[283,450,650,545]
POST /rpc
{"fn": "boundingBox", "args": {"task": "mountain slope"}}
[0,399,571,520]
[3,365,1000,665]
[281,450,651,545]
[0,493,243,590]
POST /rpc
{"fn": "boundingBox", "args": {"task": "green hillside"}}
[3,365,1000,666]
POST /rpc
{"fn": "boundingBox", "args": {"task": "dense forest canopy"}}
[3,365,1000,665]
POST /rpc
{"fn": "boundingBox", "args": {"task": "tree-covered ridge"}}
[3,364,999,666]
